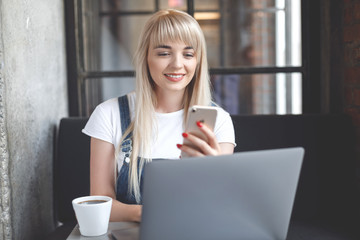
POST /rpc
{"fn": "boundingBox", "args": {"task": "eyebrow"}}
[154,45,194,50]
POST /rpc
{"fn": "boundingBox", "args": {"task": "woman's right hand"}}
[178,121,234,157]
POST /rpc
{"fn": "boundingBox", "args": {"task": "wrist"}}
[132,205,142,222]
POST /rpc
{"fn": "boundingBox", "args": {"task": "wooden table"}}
[66,222,140,240]
[66,220,358,240]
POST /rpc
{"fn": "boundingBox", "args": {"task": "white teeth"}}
[165,74,183,78]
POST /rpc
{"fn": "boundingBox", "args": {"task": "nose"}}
[170,54,183,69]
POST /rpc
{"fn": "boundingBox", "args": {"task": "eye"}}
[157,52,170,56]
[184,52,194,58]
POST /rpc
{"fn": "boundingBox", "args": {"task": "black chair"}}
[46,118,90,240]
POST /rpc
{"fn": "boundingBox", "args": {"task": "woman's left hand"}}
[178,121,234,157]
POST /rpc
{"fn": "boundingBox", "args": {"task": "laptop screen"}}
[140,147,304,240]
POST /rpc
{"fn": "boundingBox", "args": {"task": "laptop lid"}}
[140,147,304,240]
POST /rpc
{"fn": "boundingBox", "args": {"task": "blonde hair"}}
[119,9,212,203]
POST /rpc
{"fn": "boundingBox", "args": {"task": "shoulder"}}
[82,98,120,144]
[208,100,231,119]
[89,98,119,123]
[86,97,120,129]
[82,92,135,144]
[91,91,136,120]
[213,106,236,146]
[214,106,233,131]
[96,97,120,112]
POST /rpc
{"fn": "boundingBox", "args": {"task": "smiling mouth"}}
[164,74,185,82]
[164,74,185,78]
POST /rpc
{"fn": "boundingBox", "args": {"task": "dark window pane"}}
[83,14,151,71]
[211,72,302,115]
[83,77,135,116]
[99,77,135,102]
[99,15,149,71]
[252,0,276,8]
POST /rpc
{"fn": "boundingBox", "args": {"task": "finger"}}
[183,132,217,156]
[196,121,220,149]
[177,143,205,157]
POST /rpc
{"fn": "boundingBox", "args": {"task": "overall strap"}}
[118,95,132,140]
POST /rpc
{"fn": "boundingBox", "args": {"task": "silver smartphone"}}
[181,105,218,158]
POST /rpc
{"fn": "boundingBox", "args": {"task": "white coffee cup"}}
[72,195,112,236]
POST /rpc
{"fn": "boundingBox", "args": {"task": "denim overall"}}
[116,95,143,204]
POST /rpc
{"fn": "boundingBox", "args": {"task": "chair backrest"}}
[54,114,358,227]
[54,117,90,223]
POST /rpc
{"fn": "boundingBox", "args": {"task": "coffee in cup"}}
[78,200,107,205]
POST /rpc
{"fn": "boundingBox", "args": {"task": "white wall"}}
[0,0,68,239]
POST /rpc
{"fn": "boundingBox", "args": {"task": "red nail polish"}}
[182,132,188,138]
[196,121,203,127]
[176,144,182,149]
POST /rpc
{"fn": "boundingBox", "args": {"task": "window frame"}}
[64,0,320,116]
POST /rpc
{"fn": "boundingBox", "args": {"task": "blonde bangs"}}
[148,12,202,56]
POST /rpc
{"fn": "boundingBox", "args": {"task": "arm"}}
[90,137,142,222]
[179,121,234,157]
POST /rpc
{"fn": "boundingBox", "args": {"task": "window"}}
[65,0,308,116]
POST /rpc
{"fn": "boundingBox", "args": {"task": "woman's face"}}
[147,40,197,96]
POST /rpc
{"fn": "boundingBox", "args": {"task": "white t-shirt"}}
[82,92,236,171]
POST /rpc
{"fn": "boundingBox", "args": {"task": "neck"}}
[155,90,185,113]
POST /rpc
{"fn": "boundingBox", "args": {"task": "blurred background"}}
[71,0,302,116]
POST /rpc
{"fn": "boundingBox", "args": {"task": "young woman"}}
[82,9,236,222]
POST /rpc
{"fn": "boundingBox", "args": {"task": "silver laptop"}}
[113,147,304,240]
